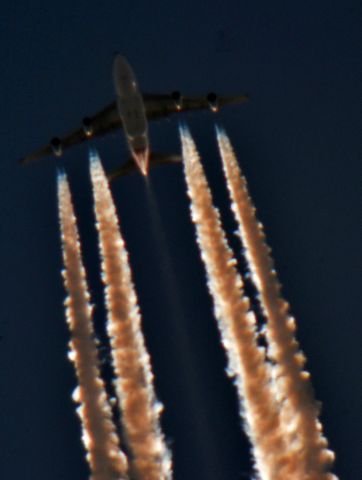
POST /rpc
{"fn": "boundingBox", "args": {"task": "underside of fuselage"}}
[113,55,150,175]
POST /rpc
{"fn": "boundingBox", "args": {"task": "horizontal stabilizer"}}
[108,152,182,181]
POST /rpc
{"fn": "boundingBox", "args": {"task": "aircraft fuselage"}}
[113,55,149,175]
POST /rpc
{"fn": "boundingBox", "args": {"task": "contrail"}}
[180,126,292,480]
[57,172,129,480]
[216,127,337,479]
[90,151,172,480]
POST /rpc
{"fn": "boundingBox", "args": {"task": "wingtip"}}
[19,156,30,165]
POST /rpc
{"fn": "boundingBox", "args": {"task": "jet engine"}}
[50,137,63,156]
[207,92,219,112]
[171,91,182,110]
[82,117,93,137]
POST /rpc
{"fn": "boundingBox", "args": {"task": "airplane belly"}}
[113,55,139,96]
[116,94,148,137]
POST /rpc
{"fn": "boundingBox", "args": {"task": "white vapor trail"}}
[58,172,129,480]
[90,151,172,480]
[180,126,293,480]
[216,127,337,480]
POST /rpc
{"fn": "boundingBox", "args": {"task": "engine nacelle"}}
[50,137,63,157]
[207,92,219,112]
[171,91,182,110]
[82,117,93,137]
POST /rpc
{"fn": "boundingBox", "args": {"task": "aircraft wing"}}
[20,92,249,165]
[143,93,249,118]
[19,102,120,164]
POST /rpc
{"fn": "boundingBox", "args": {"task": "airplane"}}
[19,54,249,177]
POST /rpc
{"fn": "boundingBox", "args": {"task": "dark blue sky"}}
[0,2,361,479]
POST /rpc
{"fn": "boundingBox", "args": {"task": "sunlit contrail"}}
[90,151,172,480]
[57,172,129,480]
[57,127,337,480]
[216,128,337,479]
[180,126,293,480]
